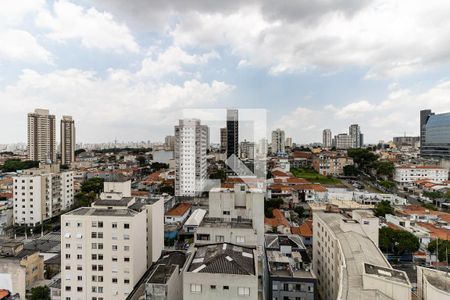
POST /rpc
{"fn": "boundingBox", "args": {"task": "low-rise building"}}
[312,151,354,176]
[165,203,192,224]
[394,165,448,184]
[265,234,316,300]
[183,243,258,300]
[183,209,207,233]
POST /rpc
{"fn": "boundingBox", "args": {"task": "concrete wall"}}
[0,259,26,299]
[147,198,164,265]
[104,180,131,197]
[362,274,411,300]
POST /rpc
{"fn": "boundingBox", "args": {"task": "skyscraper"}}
[27,108,56,163]
[61,115,75,166]
[271,128,285,155]
[323,129,332,148]
[226,109,239,158]
[349,124,362,148]
[220,127,227,153]
[285,137,293,148]
[420,109,450,159]
[174,119,208,197]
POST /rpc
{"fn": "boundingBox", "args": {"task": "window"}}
[91,232,97,238]
[77,287,83,292]
[112,222,117,228]
[92,254,97,260]
[65,265,71,270]
[92,221,97,227]
[238,287,250,296]
[190,284,202,293]
[112,278,118,283]
[236,236,245,243]
[124,279,130,284]
[77,222,82,227]
[124,246,130,251]
[65,243,70,249]
[210,285,216,290]
[124,223,130,229]
[98,232,103,238]
[65,286,71,291]
[112,257,118,262]
[215,235,224,242]
[223,286,229,290]
[112,245,118,251]
[223,211,230,215]
[123,234,130,240]
[124,257,130,262]
[65,254,71,259]
[98,221,103,228]
[77,254,82,260]
[77,265,82,271]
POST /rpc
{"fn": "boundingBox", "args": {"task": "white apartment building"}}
[195,184,265,248]
[61,207,147,300]
[271,129,286,155]
[174,119,208,197]
[27,108,56,163]
[394,165,448,184]
[183,243,258,300]
[61,116,76,166]
[13,164,74,226]
[349,124,363,148]
[323,129,332,148]
[313,210,411,300]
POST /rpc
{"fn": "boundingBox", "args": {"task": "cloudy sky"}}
[2,0,450,144]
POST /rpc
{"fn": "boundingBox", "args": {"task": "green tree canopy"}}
[30,286,50,300]
[343,165,358,176]
[428,239,450,262]
[81,177,104,194]
[1,159,39,172]
[373,200,395,217]
[347,148,378,169]
[265,198,283,217]
[379,227,420,255]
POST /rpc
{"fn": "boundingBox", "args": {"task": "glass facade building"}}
[421,110,450,159]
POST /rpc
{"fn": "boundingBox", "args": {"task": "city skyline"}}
[2,1,450,144]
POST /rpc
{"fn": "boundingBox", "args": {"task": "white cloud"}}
[0,68,234,143]
[137,46,219,78]
[166,0,450,78]
[0,29,52,63]
[276,80,450,144]
[0,0,45,26]
[36,0,139,53]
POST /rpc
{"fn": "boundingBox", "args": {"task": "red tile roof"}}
[291,219,313,237]
[265,209,290,228]
[166,202,191,217]
[417,222,450,241]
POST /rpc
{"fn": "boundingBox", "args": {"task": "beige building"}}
[183,243,258,300]
[417,266,450,300]
[313,210,411,300]
[61,116,76,166]
[28,108,56,163]
[312,151,354,176]
[0,246,44,299]
[13,164,74,226]
[195,184,265,248]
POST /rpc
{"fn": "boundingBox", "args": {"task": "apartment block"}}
[194,184,265,248]
[226,109,239,158]
[13,164,74,226]
[183,243,258,300]
[174,119,208,197]
[394,165,448,184]
[313,210,411,300]
[27,108,56,163]
[272,128,286,155]
[61,116,76,166]
[334,133,352,150]
[61,207,147,300]
[322,129,332,149]
[312,151,354,176]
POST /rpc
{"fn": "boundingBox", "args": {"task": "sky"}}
[2,0,450,144]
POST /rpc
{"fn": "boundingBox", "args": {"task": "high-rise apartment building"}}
[240,140,255,159]
[61,116,75,166]
[420,109,450,159]
[335,133,352,149]
[220,127,227,153]
[13,164,74,226]
[322,129,332,148]
[226,109,239,158]
[27,109,56,163]
[349,124,363,148]
[164,135,175,151]
[285,137,293,148]
[174,119,208,197]
[313,210,411,300]
[271,129,286,155]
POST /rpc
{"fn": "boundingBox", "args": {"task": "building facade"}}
[174,119,208,197]
[420,109,450,160]
[313,210,411,300]
[394,165,448,184]
[393,136,420,148]
[240,140,255,160]
[312,152,354,176]
[27,108,56,163]
[349,124,363,148]
[13,164,74,226]
[61,116,76,166]
[226,109,239,158]
[220,127,227,153]
[272,129,286,155]
[322,129,332,148]
[335,133,352,150]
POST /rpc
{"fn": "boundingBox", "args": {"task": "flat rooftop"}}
[267,250,314,279]
[67,207,139,217]
[420,267,450,294]
[200,217,253,229]
[364,263,409,284]
[93,197,134,207]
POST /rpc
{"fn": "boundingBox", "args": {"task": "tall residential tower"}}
[323,129,332,148]
[61,116,76,166]
[226,109,239,158]
[27,109,56,163]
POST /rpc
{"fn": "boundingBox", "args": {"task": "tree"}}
[151,162,169,171]
[30,286,50,300]
[379,227,420,255]
[75,149,86,156]
[373,200,394,217]
[1,159,39,172]
[160,185,174,195]
[371,161,395,177]
[423,191,444,200]
[293,206,305,218]
[136,156,147,167]
[265,198,283,217]
[209,169,227,181]
[428,239,450,262]
[81,177,104,194]
[347,148,378,169]
[343,165,358,176]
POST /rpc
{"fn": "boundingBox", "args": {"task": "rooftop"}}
[419,267,450,294]
[188,243,255,275]
[67,207,139,217]
[93,197,134,207]
[364,263,410,284]
[199,217,253,229]
[147,251,188,284]
[166,202,191,217]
